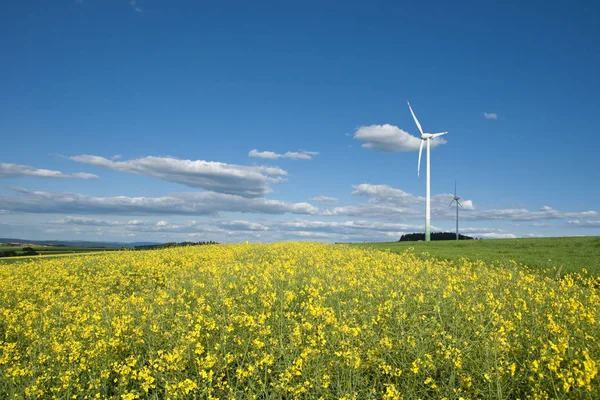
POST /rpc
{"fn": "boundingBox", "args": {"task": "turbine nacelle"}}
[420,132,448,140]
[450,181,462,208]
[450,198,463,207]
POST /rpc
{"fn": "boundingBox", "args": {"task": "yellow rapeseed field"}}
[0,243,598,399]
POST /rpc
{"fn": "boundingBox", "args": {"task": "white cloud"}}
[310,184,478,221]
[311,196,339,205]
[39,216,431,242]
[322,184,596,226]
[248,149,319,160]
[48,216,151,228]
[460,227,506,234]
[128,221,205,234]
[285,231,336,239]
[457,227,516,239]
[321,204,421,219]
[68,155,287,198]
[568,220,600,227]
[460,200,474,210]
[44,228,65,233]
[467,208,551,221]
[351,184,475,210]
[49,216,126,226]
[431,195,474,210]
[565,211,598,218]
[352,184,422,204]
[532,222,551,227]
[6,176,599,243]
[477,232,516,239]
[467,206,599,222]
[218,220,269,231]
[272,219,433,234]
[71,172,99,179]
[1,188,320,216]
[248,150,279,159]
[0,163,98,179]
[353,124,447,152]
[130,0,142,12]
[484,112,498,120]
[193,219,439,242]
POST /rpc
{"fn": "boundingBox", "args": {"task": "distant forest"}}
[399,232,475,241]
[133,241,219,250]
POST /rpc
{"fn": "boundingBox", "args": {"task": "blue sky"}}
[1,0,599,242]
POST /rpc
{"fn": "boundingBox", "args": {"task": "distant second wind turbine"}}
[449,181,463,240]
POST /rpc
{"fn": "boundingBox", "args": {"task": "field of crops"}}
[0,244,117,259]
[354,236,600,276]
[1,243,599,398]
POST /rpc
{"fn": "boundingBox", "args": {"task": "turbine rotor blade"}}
[458,201,463,208]
[417,139,424,177]
[449,199,455,207]
[454,180,457,197]
[407,100,424,136]
[431,132,448,138]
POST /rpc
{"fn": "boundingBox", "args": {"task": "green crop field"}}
[0,245,114,253]
[0,244,120,264]
[354,236,600,276]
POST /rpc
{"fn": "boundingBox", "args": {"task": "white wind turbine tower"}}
[407,100,448,242]
[449,180,463,240]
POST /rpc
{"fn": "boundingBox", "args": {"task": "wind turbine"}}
[449,180,463,240]
[407,100,448,242]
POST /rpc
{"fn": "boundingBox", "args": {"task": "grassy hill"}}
[353,236,600,276]
[0,238,162,263]
[0,244,119,262]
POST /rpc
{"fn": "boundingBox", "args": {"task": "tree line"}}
[398,232,475,242]
[0,247,39,258]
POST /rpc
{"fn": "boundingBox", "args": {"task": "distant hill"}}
[0,238,161,249]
